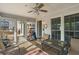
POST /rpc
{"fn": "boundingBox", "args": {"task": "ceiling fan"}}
[27,3,48,15]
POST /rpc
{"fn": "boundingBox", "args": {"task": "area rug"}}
[26,48,48,55]
[6,47,27,55]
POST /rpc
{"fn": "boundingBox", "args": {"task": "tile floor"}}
[0,37,79,55]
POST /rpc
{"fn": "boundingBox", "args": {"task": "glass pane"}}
[56,18,61,30]
[74,32,79,39]
[57,31,61,40]
[75,15,79,30]
[74,15,79,39]
[64,16,70,30]
[70,16,75,31]
[51,31,55,40]
[51,19,57,30]
[51,18,60,30]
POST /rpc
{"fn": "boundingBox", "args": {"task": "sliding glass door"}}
[17,21,25,36]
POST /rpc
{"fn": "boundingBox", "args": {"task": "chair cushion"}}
[42,34,49,41]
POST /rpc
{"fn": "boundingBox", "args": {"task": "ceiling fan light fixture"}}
[27,3,48,15]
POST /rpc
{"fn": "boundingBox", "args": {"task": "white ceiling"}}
[46,3,79,11]
[0,3,79,18]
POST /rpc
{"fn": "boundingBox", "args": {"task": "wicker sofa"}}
[42,40,67,54]
[41,34,71,55]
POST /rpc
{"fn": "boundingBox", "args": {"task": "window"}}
[64,13,79,39]
[51,17,61,40]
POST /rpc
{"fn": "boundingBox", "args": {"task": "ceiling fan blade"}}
[39,10,48,12]
[28,11,33,13]
[38,3,44,9]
